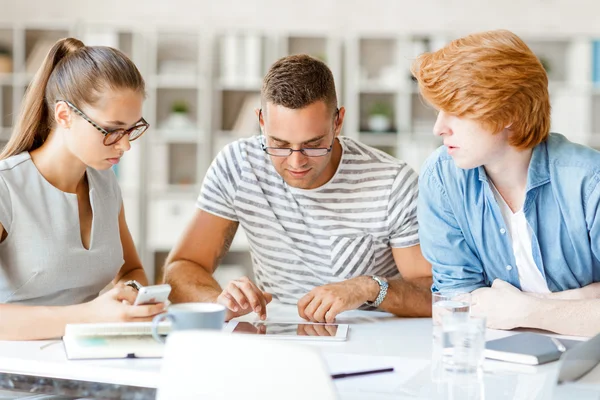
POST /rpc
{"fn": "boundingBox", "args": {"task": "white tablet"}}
[224,321,349,341]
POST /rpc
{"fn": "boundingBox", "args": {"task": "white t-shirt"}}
[197,136,420,304]
[490,183,550,294]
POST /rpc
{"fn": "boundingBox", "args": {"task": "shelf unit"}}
[527,36,596,147]
[2,23,600,283]
[343,34,447,171]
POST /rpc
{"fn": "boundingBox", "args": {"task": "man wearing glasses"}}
[164,55,432,322]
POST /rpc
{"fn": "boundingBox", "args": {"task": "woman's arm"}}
[0,302,88,340]
[0,285,164,340]
[112,203,148,286]
[0,206,162,341]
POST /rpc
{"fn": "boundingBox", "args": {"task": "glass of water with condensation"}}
[432,292,471,339]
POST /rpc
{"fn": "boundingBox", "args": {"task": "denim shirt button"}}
[506,265,513,271]
[500,228,506,234]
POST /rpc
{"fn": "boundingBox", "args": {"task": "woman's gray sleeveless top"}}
[0,152,124,306]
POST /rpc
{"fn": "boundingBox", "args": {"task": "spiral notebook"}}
[62,321,171,360]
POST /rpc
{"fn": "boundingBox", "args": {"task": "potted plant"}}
[368,102,393,132]
[163,100,195,131]
[0,46,12,74]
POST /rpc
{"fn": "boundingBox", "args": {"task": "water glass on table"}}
[441,314,487,374]
[432,292,471,339]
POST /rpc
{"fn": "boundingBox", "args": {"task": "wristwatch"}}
[365,276,389,308]
[125,280,142,291]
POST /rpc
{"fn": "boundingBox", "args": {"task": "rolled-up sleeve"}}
[586,175,600,267]
[418,162,487,293]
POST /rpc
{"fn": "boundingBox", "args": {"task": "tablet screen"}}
[232,322,339,337]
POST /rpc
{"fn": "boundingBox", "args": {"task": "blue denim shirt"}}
[419,133,600,293]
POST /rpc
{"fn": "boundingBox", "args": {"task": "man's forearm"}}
[379,277,432,317]
[521,297,600,337]
[543,282,600,301]
[164,260,223,303]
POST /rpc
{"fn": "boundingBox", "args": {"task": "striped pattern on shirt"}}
[197,135,419,305]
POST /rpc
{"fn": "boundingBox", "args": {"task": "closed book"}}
[484,333,582,365]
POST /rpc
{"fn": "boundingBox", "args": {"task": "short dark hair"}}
[261,54,337,113]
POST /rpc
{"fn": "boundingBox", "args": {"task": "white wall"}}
[1,0,600,36]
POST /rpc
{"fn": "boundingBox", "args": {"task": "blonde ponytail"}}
[0,38,84,159]
[0,37,145,159]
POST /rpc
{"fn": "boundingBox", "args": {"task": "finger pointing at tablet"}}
[216,276,273,320]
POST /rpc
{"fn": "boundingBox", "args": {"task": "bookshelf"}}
[527,36,597,148]
[344,34,445,171]
[2,23,600,283]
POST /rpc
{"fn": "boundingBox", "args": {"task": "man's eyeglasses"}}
[258,108,339,157]
[59,100,149,146]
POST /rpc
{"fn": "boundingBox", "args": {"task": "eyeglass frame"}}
[57,99,150,146]
[258,107,340,157]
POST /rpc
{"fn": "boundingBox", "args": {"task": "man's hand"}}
[471,279,537,330]
[216,277,273,321]
[297,276,379,323]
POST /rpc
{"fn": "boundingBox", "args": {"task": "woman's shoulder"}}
[0,152,32,174]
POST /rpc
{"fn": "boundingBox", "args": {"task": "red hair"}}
[411,29,550,149]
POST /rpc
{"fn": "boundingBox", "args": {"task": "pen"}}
[550,337,567,353]
[331,367,394,380]
[39,340,61,350]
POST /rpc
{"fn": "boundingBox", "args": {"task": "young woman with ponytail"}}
[0,37,164,340]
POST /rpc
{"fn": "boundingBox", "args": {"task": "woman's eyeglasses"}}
[59,100,149,146]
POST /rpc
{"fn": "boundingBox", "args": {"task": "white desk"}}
[0,303,599,399]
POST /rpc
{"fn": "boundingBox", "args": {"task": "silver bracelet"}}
[366,276,389,308]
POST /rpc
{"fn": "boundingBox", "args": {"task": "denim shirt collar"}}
[476,139,550,191]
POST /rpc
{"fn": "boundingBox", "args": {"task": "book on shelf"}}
[220,34,263,85]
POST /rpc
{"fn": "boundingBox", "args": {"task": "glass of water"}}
[432,292,471,339]
[442,314,486,374]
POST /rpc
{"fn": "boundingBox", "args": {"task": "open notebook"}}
[63,321,171,360]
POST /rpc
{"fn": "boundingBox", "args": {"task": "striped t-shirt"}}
[197,135,419,305]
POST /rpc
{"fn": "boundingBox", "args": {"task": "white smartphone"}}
[133,284,172,306]
[223,321,349,341]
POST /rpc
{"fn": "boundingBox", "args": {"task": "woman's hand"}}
[82,283,166,323]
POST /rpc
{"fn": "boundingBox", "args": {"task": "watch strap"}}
[366,276,388,307]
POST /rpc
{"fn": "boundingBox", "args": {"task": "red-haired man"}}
[414,30,600,336]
